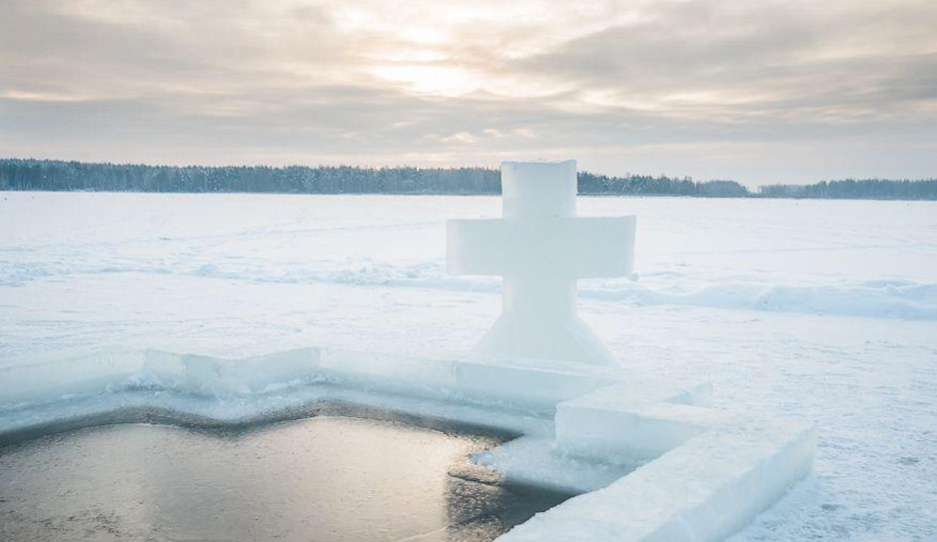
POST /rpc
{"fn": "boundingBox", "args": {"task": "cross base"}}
[474,313,617,367]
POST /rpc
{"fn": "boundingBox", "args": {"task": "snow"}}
[1,191,936,540]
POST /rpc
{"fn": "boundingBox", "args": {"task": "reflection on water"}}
[0,413,572,541]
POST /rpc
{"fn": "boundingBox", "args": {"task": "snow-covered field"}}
[1,191,935,540]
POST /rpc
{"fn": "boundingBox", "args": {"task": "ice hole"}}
[0,405,574,542]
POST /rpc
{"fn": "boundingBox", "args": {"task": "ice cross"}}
[447,160,635,366]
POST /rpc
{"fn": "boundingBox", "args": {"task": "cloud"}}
[0,0,935,184]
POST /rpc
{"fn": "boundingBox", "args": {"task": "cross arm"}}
[447,217,635,279]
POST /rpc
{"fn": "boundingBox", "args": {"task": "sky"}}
[1,0,935,185]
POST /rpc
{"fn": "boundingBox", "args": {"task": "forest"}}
[1,158,935,200]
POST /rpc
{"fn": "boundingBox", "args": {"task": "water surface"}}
[0,415,570,541]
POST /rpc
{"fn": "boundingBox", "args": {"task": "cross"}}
[447,160,636,366]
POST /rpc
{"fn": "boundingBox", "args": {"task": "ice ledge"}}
[0,347,623,414]
[526,383,815,541]
[502,420,816,542]
[0,347,814,541]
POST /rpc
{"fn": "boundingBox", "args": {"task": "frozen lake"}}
[1,192,936,540]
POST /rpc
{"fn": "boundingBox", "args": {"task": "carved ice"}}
[447,160,636,365]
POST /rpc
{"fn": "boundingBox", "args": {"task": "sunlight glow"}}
[369,65,480,96]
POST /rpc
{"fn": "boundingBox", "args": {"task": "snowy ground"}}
[1,191,935,540]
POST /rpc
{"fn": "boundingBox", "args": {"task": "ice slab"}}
[556,383,717,461]
[0,348,622,413]
[501,421,816,542]
[475,435,639,495]
[0,349,147,406]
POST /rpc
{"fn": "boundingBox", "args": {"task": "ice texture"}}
[447,161,635,365]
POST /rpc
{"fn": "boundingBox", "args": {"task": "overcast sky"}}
[1,0,935,185]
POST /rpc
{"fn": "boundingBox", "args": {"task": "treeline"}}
[578,172,748,197]
[0,159,500,195]
[759,179,937,200]
[0,158,934,199]
[0,158,747,197]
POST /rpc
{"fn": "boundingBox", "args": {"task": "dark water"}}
[0,411,571,541]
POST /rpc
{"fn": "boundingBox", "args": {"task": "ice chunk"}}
[0,349,147,406]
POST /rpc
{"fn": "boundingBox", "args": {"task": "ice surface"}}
[555,383,716,461]
[502,421,817,541]
[1,192,936,540]
[447,161,635,365]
